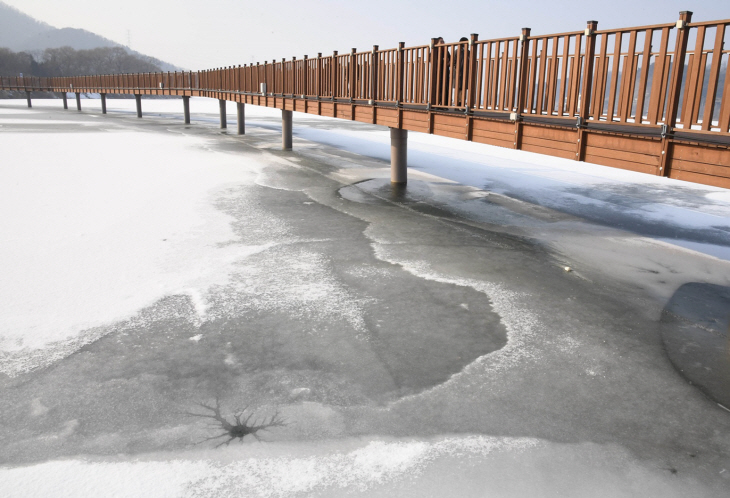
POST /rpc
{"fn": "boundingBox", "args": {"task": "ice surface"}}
[1,98,729,497]
[0,111,273,374]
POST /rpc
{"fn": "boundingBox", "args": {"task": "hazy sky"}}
[4,0,728,69]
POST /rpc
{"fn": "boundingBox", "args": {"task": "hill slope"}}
[0,2,52,50]
[0,1,181,71]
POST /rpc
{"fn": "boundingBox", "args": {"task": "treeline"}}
[0,46,162,77]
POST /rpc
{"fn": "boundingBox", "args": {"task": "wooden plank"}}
[433,128,467,140]
[472,134,514,148]
[583,152,657,174]
[471,127,515,142]
[634,29,653,123]
[671,158,730,177]
[434,121,468,134]
[681,30,704,127]
[606,32,623,122]
[584,132,662,154]
[336,106,352,119]
[472,118,514,134]
[568,34,583,117]
[376,115,398,127]
[355,106,374,121]
[521,135,577,152]
[670,142,730,167]
[320,102,335,117]
[402,119,430,133]
[547,37,559,115]
[521,142,576,159]
[433,113,467,126]
[402,110,429,122]
[521,124,576,142]
[584,144,661,165]
[647,28,670,124]
[701,24,726,130]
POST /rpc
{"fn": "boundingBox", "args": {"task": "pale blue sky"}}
[4,0,728,69]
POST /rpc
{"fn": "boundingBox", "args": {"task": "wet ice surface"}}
[1,98,730,497]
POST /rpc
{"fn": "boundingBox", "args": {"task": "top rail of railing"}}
[2,11,729,134]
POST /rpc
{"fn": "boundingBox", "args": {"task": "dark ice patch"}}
[660,283,730,409]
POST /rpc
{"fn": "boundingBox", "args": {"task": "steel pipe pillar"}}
[236,102,245,135]
[100,93,107,114]
[219,99,227,128]
[75,92,81,111]
[62,92,68,109]
[390,128,408,184]
[182,96,190,124]
[282,110,292,150]
[135,94,142,118]
[26,91,31,108]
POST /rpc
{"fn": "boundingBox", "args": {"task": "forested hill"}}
[0,1,180,75]
[0,46,164,77]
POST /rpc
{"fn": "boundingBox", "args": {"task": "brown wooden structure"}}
[3,11,730,188]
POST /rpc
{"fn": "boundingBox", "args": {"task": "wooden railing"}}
[2,11,730,188]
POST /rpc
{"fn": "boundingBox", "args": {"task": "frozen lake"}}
[1,96,729,497]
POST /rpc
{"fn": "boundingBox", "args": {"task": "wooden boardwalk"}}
[3,11,730,188]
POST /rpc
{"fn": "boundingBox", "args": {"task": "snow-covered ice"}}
[1,97,729,497]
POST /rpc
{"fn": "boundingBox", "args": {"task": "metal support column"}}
[75,92,81,111]
[237,102,245,135]
[282,110,292,150]
[101,93,107,114]
[390,127,407,184]
[26,91,31,108]
[219,99,227,128]
[182,96,190,124]
[62,92,68,109]
[135,94,142,118]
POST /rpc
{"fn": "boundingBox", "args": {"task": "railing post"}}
[350,48,357,102]
[302,55,308,97]
[291,56,297,96]
[332,50,338,99]
[466,33,479,111]
[576,20,598,161]
[371,45,379,104]
[316,53,322,98]
[396,42,405,105]
[514,27,532,149]
[281,58,286,96]
[428,38,438,110]
[660,10,693,176]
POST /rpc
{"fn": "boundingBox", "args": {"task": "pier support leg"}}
[390,127,407,184]
[26,91,31,108]
[135,94,142,118]
[219,99,227,129]
[282,110,292,150]
[101,93,107,114]
[62,92,68,109]
[75,92,81,111]
[237,102,245,135]
[183,96,190,124]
